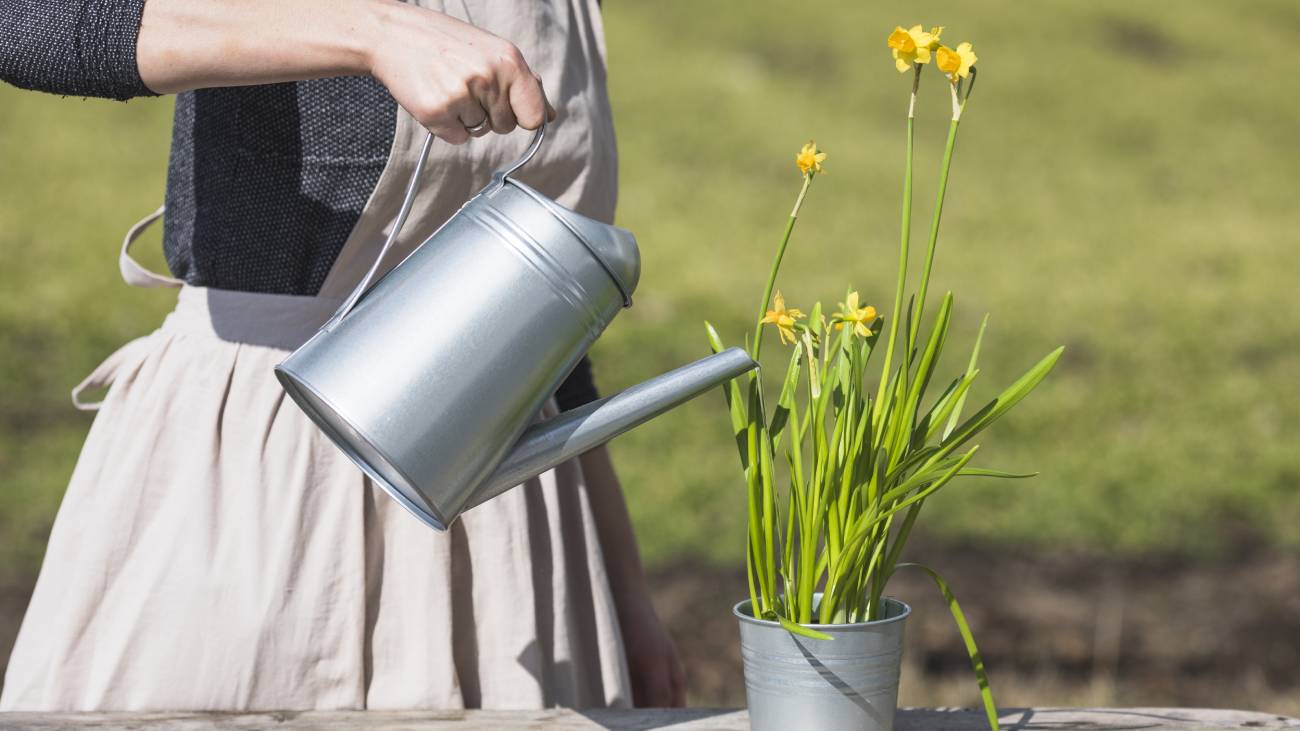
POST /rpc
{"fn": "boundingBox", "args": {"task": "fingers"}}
[386,28,550,143]
[484,88,517,134]
[461,105,493,138]
[422,96,480,145]
[427,119,470,145]
[495,44,546,131]
[507,70,548,130]
[454,46,548,138]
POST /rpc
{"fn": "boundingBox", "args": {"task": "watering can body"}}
[275,127,755,530]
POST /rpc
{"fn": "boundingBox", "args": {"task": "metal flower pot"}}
[734,596,911,731]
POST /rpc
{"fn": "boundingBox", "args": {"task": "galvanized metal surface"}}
[275,125,755,530]
[735,596,910,731]
[1,708,1295,730]
[468,347,757,508]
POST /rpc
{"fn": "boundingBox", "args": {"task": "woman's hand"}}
[366,2,555,144]
[136,0,554,144]
[617,591,688,708]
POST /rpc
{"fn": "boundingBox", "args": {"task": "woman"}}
[0,0,684,711]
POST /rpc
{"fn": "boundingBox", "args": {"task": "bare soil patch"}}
[2,540,1297,714]
[647,540,1300,715]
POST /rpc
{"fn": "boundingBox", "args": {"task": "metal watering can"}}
[275,124,757,530]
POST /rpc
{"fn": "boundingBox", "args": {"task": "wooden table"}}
[1,708,1296,730]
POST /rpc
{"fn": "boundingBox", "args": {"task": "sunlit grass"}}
[1,0,1299,592]
[595,0,1300,566]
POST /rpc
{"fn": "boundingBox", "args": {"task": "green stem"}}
[744,382,771,615]
[874,66,921,434]
[909,88,967,351]
[751,174,813,361]
[745,543,760,618]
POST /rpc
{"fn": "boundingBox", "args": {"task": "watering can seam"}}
[740,647,904,665]
[503,180,634,307]
[463,205,607,340]
[742,677,900,695]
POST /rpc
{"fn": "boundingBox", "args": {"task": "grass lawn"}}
[596,0,1300,566]
[2,0,1299,596]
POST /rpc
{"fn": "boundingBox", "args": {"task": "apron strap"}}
[120,205,184,289]
[71,337,150,411]
[74,207,178,410]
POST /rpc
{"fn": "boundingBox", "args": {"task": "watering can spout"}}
[467,347,757,509]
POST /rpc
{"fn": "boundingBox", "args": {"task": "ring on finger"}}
[465,118,491,135]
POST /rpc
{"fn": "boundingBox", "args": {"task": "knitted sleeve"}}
[1,0,156,100]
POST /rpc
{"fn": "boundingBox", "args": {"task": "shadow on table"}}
[899,707,1242,731]
[578,708,746,730]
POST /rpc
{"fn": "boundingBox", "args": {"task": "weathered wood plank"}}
[896,708,1300,731]
[0,707,1294,731]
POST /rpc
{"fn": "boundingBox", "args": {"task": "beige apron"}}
[0,0,630,712]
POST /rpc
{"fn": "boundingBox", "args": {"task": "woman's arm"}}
[137,0,550,143]
[580,445,687,707]
[0,0,549,142]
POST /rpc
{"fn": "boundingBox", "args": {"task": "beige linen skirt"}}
[0,287,631,710]
[3,0,628,709]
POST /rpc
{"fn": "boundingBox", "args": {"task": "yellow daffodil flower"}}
[832,291,878,337]
[760,291,805,346]
[887,24,934,72]
[926,26,945,51]
[936,42,977,81]
[796,141,827,177]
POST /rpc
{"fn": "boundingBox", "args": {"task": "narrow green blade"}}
[895,562,999,731]
[778,614,834,641]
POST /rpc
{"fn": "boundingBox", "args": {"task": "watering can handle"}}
[323,121,548,332]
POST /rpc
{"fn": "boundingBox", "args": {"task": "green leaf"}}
[944,314,988,440]
[706,321,750,468]
[803,332,822,400]
[878,446,978,517]
[958,467,1038,480]
[904,291,953,425]
[887,445,941,486]
[919,369,980,445]
[941,346,1064,453]
[880,502,922,581]
[769,345,803,447]
[778,614,833,641]
[894,563,999,731]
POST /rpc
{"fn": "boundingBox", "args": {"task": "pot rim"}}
[732,595,912,631]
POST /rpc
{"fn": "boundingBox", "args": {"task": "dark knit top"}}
[0,0,600,409]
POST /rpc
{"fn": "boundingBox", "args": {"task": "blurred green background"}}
[3,0,1299,712]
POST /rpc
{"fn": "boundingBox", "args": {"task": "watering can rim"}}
[325,121,635,334]
[274,361,452,530]
[490,173,637,308]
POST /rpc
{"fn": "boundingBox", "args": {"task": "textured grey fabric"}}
[555,356,598,412]
[0,1,600,408]
[162,79,397,294]
[0,0,154,100]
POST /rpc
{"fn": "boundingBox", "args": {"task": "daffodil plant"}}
[705,27,1061,731]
